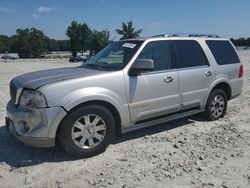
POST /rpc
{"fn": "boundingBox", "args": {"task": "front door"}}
[125,40,180,123]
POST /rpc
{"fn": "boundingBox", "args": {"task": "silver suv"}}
[6,34,243,157]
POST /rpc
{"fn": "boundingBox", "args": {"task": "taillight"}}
[239,64,244,78]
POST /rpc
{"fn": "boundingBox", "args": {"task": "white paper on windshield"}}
[122,43,137,48]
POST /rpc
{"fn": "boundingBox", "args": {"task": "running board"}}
[121,108,205,134]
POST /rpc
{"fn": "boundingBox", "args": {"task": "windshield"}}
[85,40,143,70]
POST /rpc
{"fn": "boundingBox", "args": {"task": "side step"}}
[121,108,205,134]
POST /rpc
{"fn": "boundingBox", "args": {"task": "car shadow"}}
[0,125,73,168]
[0,115,199,168]
[116,116,196,143]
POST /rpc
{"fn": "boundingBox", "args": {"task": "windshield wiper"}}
[84,64,105,70]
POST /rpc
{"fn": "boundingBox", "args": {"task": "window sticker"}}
[122,43,137,48]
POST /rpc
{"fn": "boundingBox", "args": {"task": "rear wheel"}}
[204,89,227,121]
[59,105,115,158]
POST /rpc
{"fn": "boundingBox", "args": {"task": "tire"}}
[58,105,115,158]
[204,89,228,121]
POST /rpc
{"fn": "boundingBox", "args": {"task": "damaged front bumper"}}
[6,101,67,148]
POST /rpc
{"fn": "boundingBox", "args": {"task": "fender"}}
[202,78,231,107]
[64,87,126,111]
[47,87,131,138]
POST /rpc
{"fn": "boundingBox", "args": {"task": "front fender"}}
[62,87,131,127]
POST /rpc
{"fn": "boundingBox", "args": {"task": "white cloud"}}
[0,6,12,13]
[32,14,40,19]
[36,6,55,13]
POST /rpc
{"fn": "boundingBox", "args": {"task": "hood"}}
[11,67,106,89]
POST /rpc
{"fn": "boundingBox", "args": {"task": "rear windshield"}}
[206,40,240,65]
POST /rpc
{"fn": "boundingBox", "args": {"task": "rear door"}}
[173,40,216,109]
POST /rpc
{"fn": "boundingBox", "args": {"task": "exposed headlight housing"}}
[19,90,48,108]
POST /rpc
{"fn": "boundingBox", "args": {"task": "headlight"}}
[19,90,48,108]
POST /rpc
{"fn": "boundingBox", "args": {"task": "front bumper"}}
[6,101,67,148]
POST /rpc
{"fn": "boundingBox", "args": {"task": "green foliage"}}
[66,21,93,57]
[46,38,58,52]
[57,40,70,51]
[2,21,249,59]
[6,28,71,58]
[66,21,80,57]
[66,21,110,56]
[231,38,250,46]
[116,21,142,40]
[80,23,92,52]
[11,28,47,58]
[0,35,11,53]
[91,30,110,54]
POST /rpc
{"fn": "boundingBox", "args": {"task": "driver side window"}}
[137,41,175,72]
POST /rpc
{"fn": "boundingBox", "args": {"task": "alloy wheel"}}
[71,114,106,149]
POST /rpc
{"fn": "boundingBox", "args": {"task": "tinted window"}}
[174,40,208,68]
[206,40,240,65]
[137,41,175,71]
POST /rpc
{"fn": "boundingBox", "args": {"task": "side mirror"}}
[129,59,154,76]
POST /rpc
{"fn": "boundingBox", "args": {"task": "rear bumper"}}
[6,101,67,148]
[230,78,243,99]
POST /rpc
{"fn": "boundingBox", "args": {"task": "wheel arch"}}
[55,100,122,143]
[211,82,232,100]
[203,81,232,108]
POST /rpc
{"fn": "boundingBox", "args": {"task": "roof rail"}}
[151,33,220,38]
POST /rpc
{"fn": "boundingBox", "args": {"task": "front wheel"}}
[204,89,228,121]
[58,105,115,158]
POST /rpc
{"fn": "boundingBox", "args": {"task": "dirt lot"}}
[0,52,250,188]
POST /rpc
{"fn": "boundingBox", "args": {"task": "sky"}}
[0,0,250,40]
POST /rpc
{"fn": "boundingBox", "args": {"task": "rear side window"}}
[206,40,240,65]
[173,40,208,68]
[137,41,175,71]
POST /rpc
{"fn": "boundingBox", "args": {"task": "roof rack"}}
[151,33,220,38]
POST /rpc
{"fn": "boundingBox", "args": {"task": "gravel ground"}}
[0,52,250,188]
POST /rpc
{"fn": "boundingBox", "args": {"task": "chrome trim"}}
[140,65,210,76]
[205,71,213,77]
[15,88,23,105]
[10,80,23,105]
[164,76,174,83]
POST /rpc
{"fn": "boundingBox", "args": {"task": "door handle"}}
[205,71,212,77]
[164,76,174,83]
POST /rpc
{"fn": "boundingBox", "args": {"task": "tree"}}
[115,21,142,40]
[58,40,70,51]
[230,38,250,47]
[90,30,110,54]
[13,28,32,58]
[0,35,11,53]
[66,21,81,57]
[66,21,92,57]
[79,23,92,53]
[11,28,47,58]
[29,27,47,57]
[46,38,59,52]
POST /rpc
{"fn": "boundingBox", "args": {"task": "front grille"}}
[10,83,17,103]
